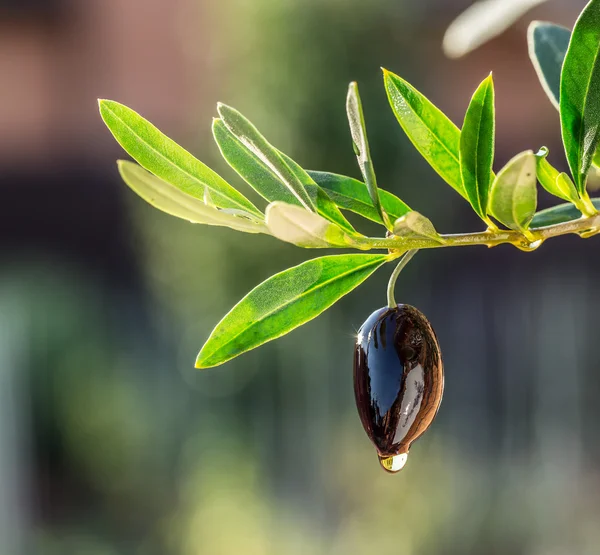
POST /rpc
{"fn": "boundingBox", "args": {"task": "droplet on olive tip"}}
[353,304,444,473]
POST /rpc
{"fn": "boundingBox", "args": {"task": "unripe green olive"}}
[353,304,444,472]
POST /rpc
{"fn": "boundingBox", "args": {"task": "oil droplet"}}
[378,453,408,473]
[516,239,543,252]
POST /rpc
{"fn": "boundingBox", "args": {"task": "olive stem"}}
[387,249,418,308]
[351,210,600,252]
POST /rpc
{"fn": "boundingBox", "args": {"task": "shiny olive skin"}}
[353,304,444,459]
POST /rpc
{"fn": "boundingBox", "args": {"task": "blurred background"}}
[2,0,600,553]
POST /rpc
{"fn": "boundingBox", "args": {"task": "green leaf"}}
[534,147,579,203]
[528,21,570,109]
[213,118,356,234]
[217,103,316,212]
[308,171,411,224]
[117,161,267,234]
[531,197,600,227]
[98,100,262,218]
[265,202,355,248]
[196,253,390,368]
[528,22,600,177]
[213,118,291,202]
[346,82,392,229]
[393,211,443,242]
[560,0,600,194]
[489,150,538,232]
[459,74,496,220]
[383,69,466,199]
[556,173,580,201]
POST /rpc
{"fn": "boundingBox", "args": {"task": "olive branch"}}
[99,0,600,370]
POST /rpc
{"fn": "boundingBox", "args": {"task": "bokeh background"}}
[2,0,600,553]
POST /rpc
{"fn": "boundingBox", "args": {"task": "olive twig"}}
[352,210,600,252]
[386,249,418,308]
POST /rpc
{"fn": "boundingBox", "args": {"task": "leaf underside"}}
[528,21,570,109]
[531,197,600,227]
[265,202,352,248]
[118,161,267,234]
[489,150,537,231]
[444,0,548,59]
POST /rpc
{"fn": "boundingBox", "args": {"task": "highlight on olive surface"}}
[353,304,444,473]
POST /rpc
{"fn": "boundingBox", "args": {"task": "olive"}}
[353,304,444,472]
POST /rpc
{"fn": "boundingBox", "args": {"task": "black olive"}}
[353,304,444,472]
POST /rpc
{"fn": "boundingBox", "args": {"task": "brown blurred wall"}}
[0,0,199,166]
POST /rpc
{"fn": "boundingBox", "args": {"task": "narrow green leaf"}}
[308,171,411,224]
[535,147,579,203]
[528,21,570,109]
[383,69,467,199]
[393,211,443,243]
[213,118,292,203]
[459,74,496,220]
[217,103,316,212]
[530,198,600,227]
[560,0,600,194]
[346,82,391,228]
[265,202,355,248]
[98,100,262,218]
[489,150,538,232]
[196,253,390,368]
[117,161,267,234]
[213,119,356,234]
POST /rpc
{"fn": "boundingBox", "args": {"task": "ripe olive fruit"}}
[353,304,444,473]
